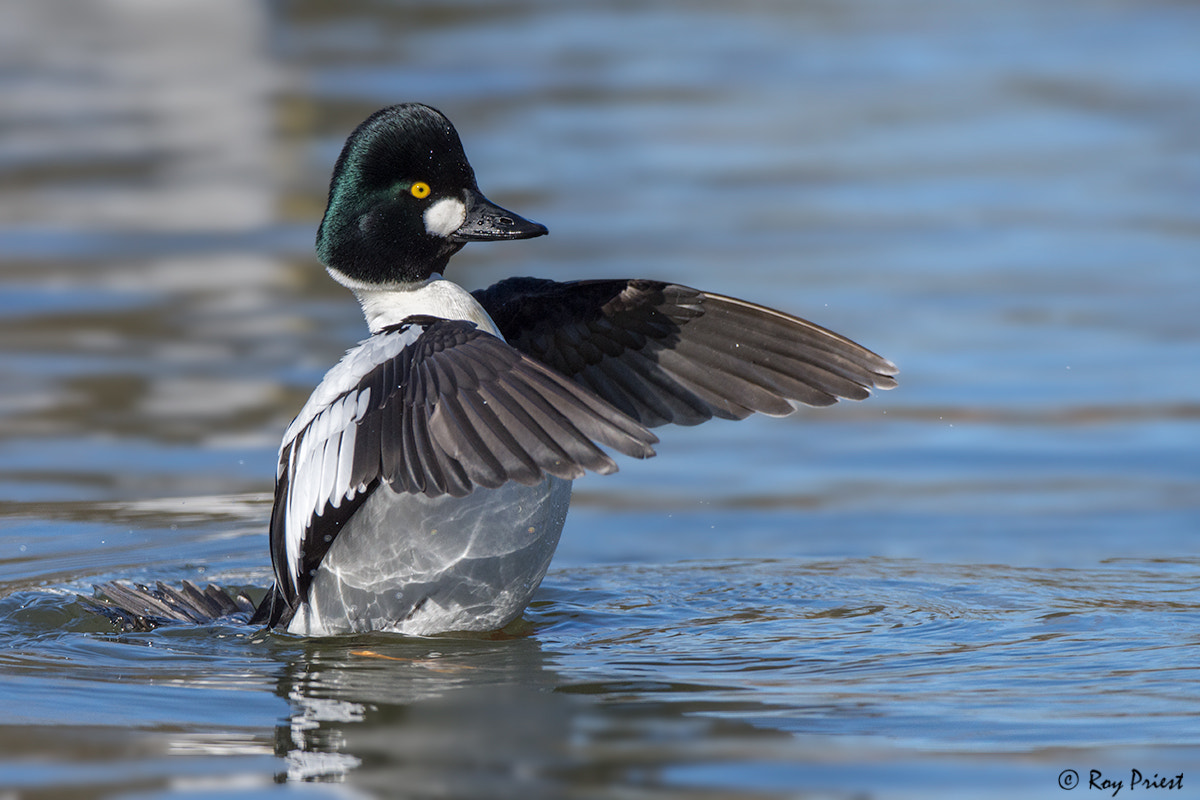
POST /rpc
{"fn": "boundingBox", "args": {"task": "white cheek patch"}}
[423,197,467,238]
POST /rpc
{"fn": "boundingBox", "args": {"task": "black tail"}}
[82,580,260,632]
[247,582,295,629]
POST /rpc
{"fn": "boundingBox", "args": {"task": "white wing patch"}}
[282,387,372,590]
[278,326,422,593]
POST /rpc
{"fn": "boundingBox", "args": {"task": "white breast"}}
[351,276,502,336]
[288,475,573,636]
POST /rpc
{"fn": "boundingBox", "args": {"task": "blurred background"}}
[1,0,1197,798]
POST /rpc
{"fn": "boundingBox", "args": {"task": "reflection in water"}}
[245,555,1200,792]
[271,631,797,794]
[274,635,564,785]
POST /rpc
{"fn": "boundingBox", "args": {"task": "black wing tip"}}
[869,352,900,381]
[858,356,899,394]
[789,357,898,405]
[871,372,899,391]
[479,278,899,425]
[844,355,898,397]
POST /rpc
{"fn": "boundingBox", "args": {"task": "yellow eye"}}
[410,182,431,199]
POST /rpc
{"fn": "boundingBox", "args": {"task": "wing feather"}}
[475,277,897,428]
[265,316,658,615]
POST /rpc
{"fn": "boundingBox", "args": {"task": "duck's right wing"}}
[474,277,897,428]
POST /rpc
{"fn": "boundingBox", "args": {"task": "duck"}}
[93,103,897,636]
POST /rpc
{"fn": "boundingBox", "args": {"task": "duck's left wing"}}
[474,277,897,428]
[256,315,657,627]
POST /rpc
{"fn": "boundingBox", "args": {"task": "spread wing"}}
[261,315,657,622]
[473,278,898,428]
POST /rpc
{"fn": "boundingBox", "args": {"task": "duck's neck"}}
[341,273,502,338]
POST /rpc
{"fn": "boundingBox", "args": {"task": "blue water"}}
[1,1,1198,797]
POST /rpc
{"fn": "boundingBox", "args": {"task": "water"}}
[2,0,1198,797]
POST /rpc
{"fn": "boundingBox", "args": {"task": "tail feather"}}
[82,580,259,632]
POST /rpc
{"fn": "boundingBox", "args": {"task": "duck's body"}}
[264,278,578,635]
[229,103,898,636]
[291,474,571,636]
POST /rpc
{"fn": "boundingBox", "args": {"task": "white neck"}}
[334,271,502,338]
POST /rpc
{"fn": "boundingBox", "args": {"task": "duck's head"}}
[316,103,548,288]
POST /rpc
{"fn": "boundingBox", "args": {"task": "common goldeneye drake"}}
[93,103,896,636]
